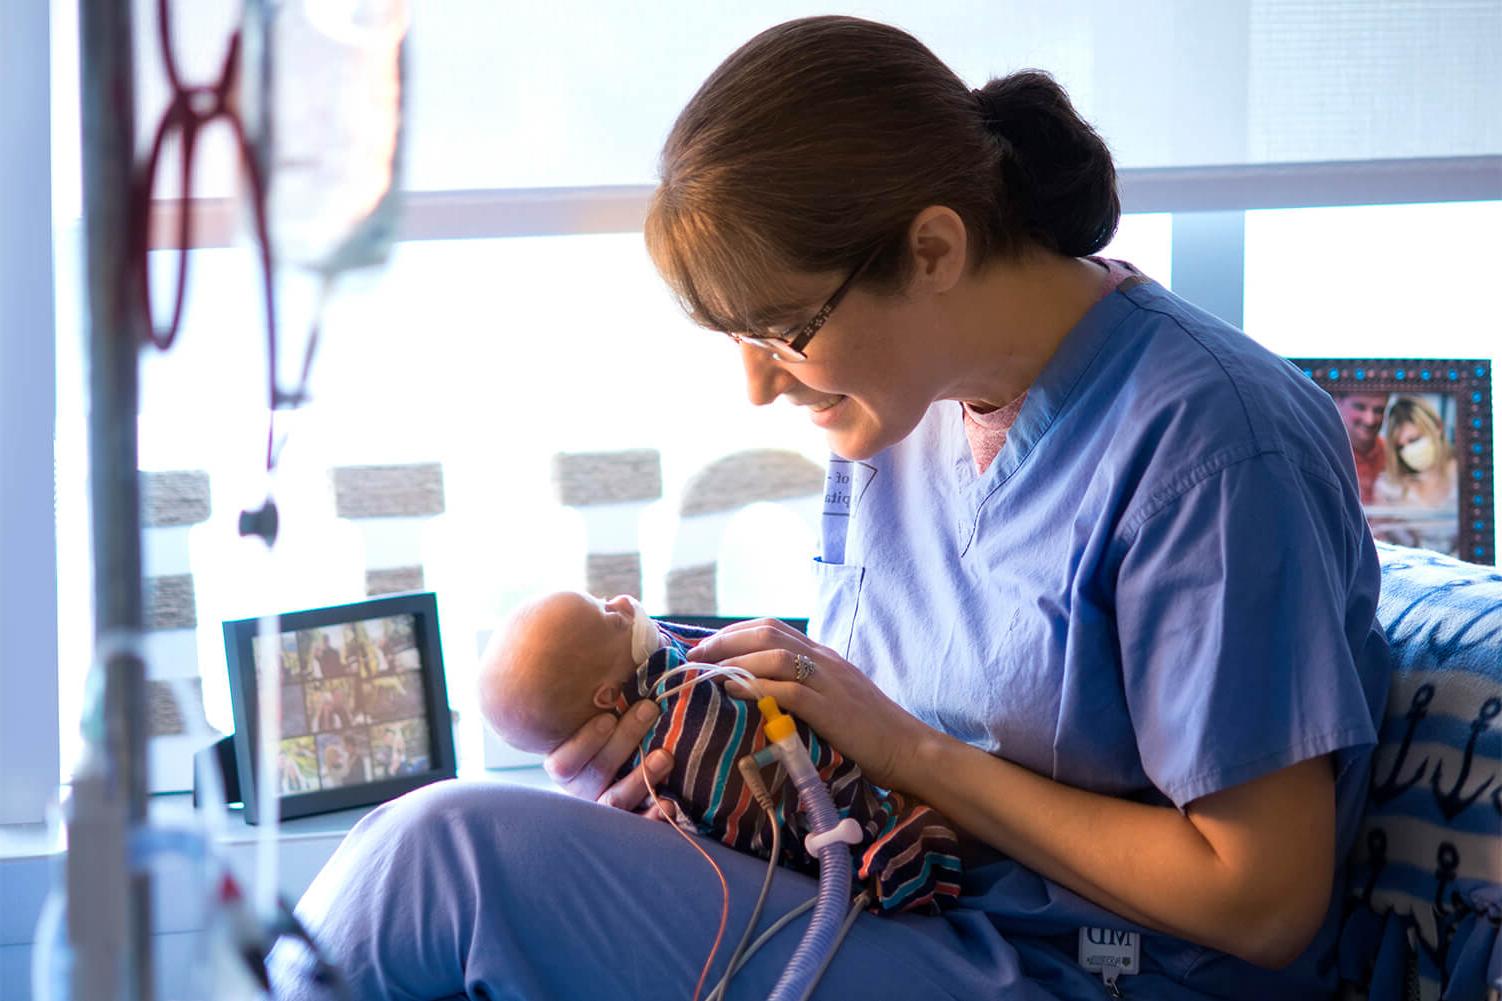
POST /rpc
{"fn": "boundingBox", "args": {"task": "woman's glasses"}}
[728,248,879,362]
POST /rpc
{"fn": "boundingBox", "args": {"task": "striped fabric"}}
[616,623,963,913]
[1339,543,1501,1001]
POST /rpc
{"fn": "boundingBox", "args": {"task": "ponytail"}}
[974,71,1120,257]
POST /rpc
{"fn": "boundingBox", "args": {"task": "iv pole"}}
[70,0,155,997]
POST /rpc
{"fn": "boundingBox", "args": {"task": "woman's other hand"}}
[543,704,675,814]
[686,619,930,791]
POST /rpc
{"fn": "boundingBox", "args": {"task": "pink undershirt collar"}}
[961,257,1142,474]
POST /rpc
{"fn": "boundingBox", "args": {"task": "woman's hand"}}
[686,619,931,791]
[543,703,676,815]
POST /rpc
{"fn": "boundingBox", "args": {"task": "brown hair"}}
[645,15,1120,336]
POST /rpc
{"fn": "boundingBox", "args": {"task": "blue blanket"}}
[1340,543,1501,1000]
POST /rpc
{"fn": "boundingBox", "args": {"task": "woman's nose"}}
[741,345,796,406]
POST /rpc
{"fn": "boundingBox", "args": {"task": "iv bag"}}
[241,0,408,276]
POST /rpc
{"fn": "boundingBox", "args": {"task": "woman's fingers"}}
[685,619,808,663]
[718,647,815,686]
[543,702,670,804]
[727,675,807,710]
[596,747,674,812]
[542,713,614,796]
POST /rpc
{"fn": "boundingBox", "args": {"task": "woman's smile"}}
[803,394,847,425]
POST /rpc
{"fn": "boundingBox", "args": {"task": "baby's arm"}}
[808,727,964,912]
[853,791,963,912]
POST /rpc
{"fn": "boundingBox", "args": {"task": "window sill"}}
[0,765,557,964]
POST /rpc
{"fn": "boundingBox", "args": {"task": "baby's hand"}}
[646,798,682,826]
[543,701,675,812]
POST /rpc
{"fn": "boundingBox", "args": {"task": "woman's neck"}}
[942,252,1109,410]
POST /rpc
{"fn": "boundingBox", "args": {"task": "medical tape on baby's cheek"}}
[627,597,663,663]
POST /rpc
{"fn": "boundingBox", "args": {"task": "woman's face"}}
[1391,421,1421,449]
[737,273,944,461]
[1391,419,1440,473]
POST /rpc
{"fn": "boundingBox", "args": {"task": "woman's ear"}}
[592,684,620,710]
[907,205,968,294]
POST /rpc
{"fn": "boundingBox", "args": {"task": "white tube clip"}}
[804,817,863,855]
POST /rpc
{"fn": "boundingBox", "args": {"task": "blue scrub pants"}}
[267,781,1199,1000]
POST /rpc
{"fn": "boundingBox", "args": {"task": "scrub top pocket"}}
[809,558,865,659]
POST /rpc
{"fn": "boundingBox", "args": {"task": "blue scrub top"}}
[811,278,1391,999]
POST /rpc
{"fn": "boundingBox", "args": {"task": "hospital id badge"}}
[1078,927,1139,995]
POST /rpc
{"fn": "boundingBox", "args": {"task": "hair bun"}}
[974,71,1119,258]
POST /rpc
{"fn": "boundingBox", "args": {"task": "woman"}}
[1374,396,1457,509]
[1370,395,1459,553]
[273,18,1387,1000]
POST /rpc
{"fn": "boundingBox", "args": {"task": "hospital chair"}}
[1338,543,1502,1000]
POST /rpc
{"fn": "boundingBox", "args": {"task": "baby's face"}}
[543,591,640,677]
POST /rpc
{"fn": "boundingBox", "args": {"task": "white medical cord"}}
[650,662,765,704]
[710,810,781,1001]
[706,897,816,1001]
[706,891,868,1001]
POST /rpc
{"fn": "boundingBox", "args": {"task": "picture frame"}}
[223,591,457,823]
[1292,358,1494,565]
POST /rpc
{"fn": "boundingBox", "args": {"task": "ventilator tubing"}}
[759,700,855,1001]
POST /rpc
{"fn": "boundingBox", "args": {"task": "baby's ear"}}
[592,684,619,710]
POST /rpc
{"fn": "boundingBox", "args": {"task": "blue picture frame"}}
[1293,358,1494,565]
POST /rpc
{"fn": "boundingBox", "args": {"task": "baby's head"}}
[478,591,663,755]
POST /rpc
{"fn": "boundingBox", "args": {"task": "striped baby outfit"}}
[616,623,963,913]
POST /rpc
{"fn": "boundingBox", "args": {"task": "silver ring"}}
[793,653,817,683]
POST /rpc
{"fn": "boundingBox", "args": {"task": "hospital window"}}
[28,0,1498,797]
[53,201,1502,783]
[48,215,1170,782]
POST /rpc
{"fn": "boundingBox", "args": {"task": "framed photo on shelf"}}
[224,591,456,823]
[1292,359,1494,564]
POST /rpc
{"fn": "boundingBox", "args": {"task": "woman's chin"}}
[823,416,910,462]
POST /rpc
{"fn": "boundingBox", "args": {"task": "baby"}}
[478,591,963,913]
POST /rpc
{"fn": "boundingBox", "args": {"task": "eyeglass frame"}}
[727,247,880,362]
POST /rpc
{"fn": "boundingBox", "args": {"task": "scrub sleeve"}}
[1114,447,1381,810]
